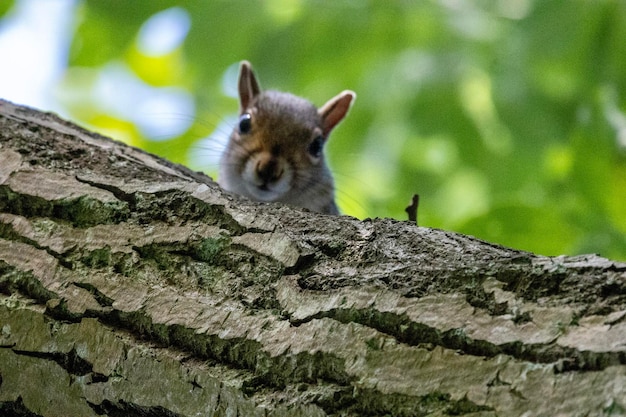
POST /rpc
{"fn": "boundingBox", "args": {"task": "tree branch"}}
[1,99,625,416]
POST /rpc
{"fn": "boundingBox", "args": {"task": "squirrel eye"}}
[308,135,325,158]
[238,113,252,134]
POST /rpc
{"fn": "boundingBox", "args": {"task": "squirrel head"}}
[218,61,355,214]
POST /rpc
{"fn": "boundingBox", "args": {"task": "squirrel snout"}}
[255,155,284,185]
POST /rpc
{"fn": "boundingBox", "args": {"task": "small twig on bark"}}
[405,194,419,225]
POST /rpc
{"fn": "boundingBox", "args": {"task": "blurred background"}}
[0,0,624,260]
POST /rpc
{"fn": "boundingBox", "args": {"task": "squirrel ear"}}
[318,90,356,137]
[238,61,261,112]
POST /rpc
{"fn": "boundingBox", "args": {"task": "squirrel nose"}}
[256,157,283,184]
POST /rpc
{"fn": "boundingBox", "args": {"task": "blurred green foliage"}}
[0,1,15,17]
[11,1,626,259]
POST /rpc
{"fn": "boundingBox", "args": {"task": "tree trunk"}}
[1,98,625,416]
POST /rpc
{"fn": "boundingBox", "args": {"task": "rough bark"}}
[0,98,625,416]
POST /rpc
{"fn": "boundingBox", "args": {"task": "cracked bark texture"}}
[1,98,625,417]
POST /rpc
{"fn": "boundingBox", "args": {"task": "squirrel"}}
[218,61,355,215]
